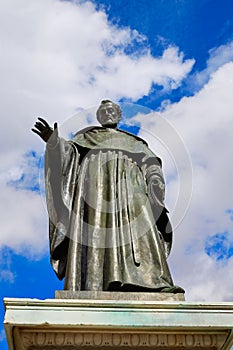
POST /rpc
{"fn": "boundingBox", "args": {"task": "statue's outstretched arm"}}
[32,117,58,143]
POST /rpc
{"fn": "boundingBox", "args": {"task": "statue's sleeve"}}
[143,152,173,257]
[45,137,80,279]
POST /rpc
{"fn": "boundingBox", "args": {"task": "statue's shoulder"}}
[73,125,101,136]
[116,128,148,146]
[73,126,148,145]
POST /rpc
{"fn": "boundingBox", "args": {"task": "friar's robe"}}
[45,126,175,291]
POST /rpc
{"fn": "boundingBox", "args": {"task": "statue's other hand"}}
[32,117,58,143]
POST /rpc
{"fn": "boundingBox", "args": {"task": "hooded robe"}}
[45,126,177,292]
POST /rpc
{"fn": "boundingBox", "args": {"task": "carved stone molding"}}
[20,330,227,349]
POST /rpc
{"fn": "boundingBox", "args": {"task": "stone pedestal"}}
[4,295,233,350]
[55,290,185,301]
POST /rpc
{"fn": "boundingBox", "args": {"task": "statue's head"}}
[96,100,122,127]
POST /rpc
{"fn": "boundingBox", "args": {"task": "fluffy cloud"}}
[0,179,47,255]
[0,0,193,256]
[190,40,233,91]
[136,61,233,301]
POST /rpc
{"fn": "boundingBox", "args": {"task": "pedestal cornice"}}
[4,297,233,350]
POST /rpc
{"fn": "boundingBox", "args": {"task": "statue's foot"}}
[160,285,185,294]
[108,282,185,294]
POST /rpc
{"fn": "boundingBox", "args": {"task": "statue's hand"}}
[32,117,58,143]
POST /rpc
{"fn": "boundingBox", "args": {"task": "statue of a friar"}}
[32,100,184,293]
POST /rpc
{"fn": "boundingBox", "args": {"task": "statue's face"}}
[97,102,120,127]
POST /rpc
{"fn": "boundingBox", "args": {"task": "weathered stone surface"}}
[55,290,185,301]
[4,298,233,350]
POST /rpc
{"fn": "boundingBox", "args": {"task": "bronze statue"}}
[32,100,184,293]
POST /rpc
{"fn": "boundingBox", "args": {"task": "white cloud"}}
[0,270,14,283]
[0,0,193,257]
[136,61,233,301]
[0,180,48,256]
[192,40,233,90]
[92,46,194,100]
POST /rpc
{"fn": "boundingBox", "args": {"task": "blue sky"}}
[1,0,233,348]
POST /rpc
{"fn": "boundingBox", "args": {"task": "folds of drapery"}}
[45,137,80,279]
